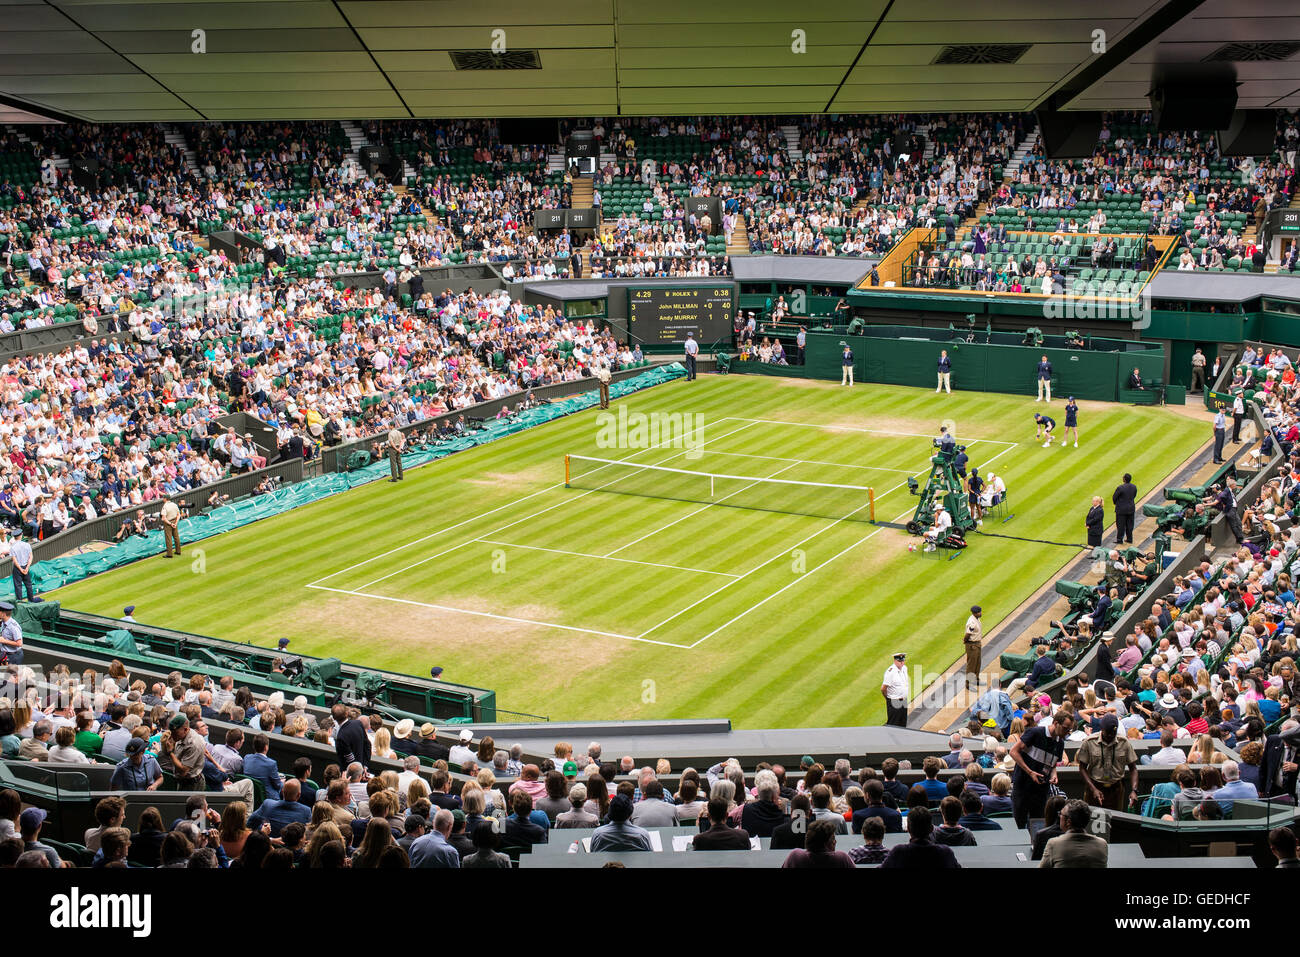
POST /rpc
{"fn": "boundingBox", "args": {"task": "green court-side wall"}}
[789,332,1163,401]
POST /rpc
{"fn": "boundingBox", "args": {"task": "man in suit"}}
[1261,720,1300,802]
[1112,473,1137,544]
[332,704,371,770]
[242,733,283,801]
[694,799,753,850]
[1040,800,1108,868]
[1085,496,1105,548]
[1270,827,1300,868]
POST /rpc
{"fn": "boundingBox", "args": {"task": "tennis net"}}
[564,454,875,522]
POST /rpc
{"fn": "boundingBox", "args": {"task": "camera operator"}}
[1204,476,1244,546]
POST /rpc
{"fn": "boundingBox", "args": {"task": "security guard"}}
[963,606,984,692]
[0,601,21,664]
[1036,355,1053,402]
[596,358,612,409]
[1212,402,1228,464]
[796,325,807,366]
[1231,390,1246,444]
[683,333,699,381]
[387,428,405,482]
[881,652,910,727]
[936,349,952,393]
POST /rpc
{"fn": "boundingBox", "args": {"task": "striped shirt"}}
[1013,725,1064,786]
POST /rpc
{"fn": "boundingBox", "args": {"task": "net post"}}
[869,486,876,523]
[564,454,570,487]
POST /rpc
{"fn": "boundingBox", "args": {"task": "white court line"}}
[351,419,761,591]
[688,448,919,473]
[308,413,745,586]
[732,416,1018,446]
[477,538,740,578]
[684,505,917,649]
[635,473,920,640]
[975,443,1019,472]
[678,439,1022,649]
[305,584,690,648]
[603,460,802,558]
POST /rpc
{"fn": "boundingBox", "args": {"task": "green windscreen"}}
[565,455,874,522]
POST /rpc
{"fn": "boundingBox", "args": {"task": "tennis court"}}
[308,416,1015,648]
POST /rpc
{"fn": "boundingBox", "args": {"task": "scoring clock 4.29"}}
[627,286,734,345]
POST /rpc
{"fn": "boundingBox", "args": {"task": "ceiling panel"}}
[0,0,1289,121]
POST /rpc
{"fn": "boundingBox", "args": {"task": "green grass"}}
[49,376,1207,728]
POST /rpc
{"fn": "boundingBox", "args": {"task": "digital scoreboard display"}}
[627,286,734,345]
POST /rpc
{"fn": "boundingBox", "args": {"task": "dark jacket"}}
[1112,482,1138,516]
[1262,725,1300,798]
[334,718,371,769]
[693,823,753,850]
[770,820,806,850]
[503,816,548,847]
[1086,505,1105,544]
[880,837,961,869]
[739,800,785,838]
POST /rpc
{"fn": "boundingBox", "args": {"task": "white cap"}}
[459,729,474,742]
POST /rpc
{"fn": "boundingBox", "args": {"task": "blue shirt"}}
[1037,361,1052,379]
[9,540,32,570]
[252,797,312,837]
[1209,779,1259,816]
[109,754,162,791]
[409,830,461,868]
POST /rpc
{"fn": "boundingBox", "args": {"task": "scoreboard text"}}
[627,286,734,345]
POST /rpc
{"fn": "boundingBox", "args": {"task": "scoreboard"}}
[627,286,734,345]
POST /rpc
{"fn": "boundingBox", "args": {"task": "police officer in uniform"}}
[936,350,952,393]
[1212,402,1228,464]
[0,602,21,664]
[796,326,807,366]
[387,429,405,482]
[881,652,909,727]
[1231,390,1246,444]
[684,332,699,381]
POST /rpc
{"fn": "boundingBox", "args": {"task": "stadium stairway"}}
[571,174,594,210]
[779,124,802,162]
[726,217,749,256]
[1000,125,1040,184]
[163,124,200,177]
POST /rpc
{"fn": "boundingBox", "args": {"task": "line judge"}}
[881,652,909,727]
[596,358,612,409]
[387,428,405,482]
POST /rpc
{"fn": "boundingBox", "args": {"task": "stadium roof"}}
[0,0,1299,123]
